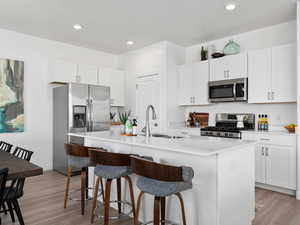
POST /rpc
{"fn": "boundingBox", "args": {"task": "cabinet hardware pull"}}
[260,138,270,141]
[261,147,264,156]
[265,147,269,156]
[267,92,271,100]
[227,70,230,78]
[224,71,226,78]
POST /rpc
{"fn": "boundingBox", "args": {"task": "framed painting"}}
[0,58,24,133]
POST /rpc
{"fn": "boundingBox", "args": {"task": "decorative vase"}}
[223,40,240,55]
[120,124,126,134]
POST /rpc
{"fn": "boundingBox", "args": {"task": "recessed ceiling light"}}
[225,3,236,11]
[73,24,83,30]
[126,41,134,46]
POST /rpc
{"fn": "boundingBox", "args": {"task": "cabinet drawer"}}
[242,132,296,147]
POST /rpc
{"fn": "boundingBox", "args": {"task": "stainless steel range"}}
[201,113,255,139]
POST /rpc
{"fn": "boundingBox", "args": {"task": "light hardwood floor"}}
[2,171,300,225]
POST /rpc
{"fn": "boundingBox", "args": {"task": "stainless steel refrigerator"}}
[53,83,110,175]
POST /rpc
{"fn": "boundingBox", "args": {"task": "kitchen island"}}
[68,131,255,225]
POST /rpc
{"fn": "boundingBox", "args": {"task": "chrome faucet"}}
[143,105,157,138]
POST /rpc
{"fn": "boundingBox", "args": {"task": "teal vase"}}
[223,40,240,55]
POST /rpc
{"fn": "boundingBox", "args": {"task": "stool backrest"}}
[0,141,13,153]
[131,156,184,182]
[64,143,89,157]
[89,149,131,167]
[12,147,34,162]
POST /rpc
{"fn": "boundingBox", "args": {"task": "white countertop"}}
[241,130,296,136]
[68,131,255,157]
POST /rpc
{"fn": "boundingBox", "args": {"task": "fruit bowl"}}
[284,125,296,133]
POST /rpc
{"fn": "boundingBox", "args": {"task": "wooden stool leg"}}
[153,196,161,225]
[124,176,136,220]
[7,201,15,222]
[100,178,105,203]
[161,197,166,225]
[85,168,89,199]
[91,176,100,224]
[117,178,122,214]
[175,193,187,225]
[104,179,112,225]
[64,167,72,208]
[81,169,86,215]
[135,191,144,225]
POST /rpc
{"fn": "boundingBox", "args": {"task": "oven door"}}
[209,81,235,102]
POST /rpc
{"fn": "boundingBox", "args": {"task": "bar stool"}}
[64,143,104,215]
[89,149,136,225]
[131,156,194,225]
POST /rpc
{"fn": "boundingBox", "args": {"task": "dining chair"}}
[12,147,34,162]
[0,168,8,225]
[4,148,34,225]
[0,141,13,153]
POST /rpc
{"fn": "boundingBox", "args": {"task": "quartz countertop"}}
[241,129,296,136]
[68,131,255,157]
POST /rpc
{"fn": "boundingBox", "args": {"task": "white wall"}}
[0,28,118,170]
[296,2,300,200]
[184,20,297,129]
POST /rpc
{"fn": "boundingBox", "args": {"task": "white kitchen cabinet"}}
[242,132,296,191]
[248,43,296,103]
[77,64,98,85]
[248,48,272,103]
[178,61,209,105]
[53,60,78,83]
[99,67,125,106]
[255,145,266,184]
[271,44,297,103]
[209,53,248,81]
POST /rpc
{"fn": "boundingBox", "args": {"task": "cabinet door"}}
[248,49,272,103]
[99,67,111,86]
[193,61,209,105]
[226,53,248,79]
[77,64,98,85]
[255,145,266,184]
[271,44,296,103]
[265,145,294,189]
[110,70,125,106]
[54,60,77,83]
[178,64,193,105]
[209,58,227,81]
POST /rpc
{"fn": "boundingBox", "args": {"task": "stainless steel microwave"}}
[208,78,248,103]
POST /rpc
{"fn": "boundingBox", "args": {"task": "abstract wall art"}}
[0,58,24,133]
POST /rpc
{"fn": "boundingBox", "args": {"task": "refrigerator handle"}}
[90,99,93,131]
[86,99,91,132]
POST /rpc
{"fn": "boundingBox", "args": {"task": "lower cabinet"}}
[255,144,296,190]
[243,132,296,191]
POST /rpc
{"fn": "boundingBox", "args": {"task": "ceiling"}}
[0,0,297,54]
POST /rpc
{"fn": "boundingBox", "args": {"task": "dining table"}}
[0,150,43,180]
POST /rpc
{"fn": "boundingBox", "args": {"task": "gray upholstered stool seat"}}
[137,177,192,197]
[68,155,90,169]
[94,165,132,179]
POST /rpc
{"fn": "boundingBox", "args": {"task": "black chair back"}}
[12,147,33,162]
[0,168,8,206]
[0,141,13,153]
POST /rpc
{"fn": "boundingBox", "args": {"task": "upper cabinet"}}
[53,60,78,83]
[248,43,296,103]
[178,61,209,106]
[77,64,98,85]
[99,68,125,107]
[209,53,248,81]
[52,60,125,106]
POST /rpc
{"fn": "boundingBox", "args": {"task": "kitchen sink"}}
[140,133,184,139]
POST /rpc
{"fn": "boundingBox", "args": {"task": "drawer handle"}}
[260,138,270,141]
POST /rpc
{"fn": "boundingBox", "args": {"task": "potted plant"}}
[118,111,131,134]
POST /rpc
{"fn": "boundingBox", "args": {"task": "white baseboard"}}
[256,182,296,196]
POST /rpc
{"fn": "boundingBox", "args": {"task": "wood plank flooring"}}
[2,171,300,225]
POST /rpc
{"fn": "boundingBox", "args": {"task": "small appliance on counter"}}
[187,112,209,128]
[201,113,255,139]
